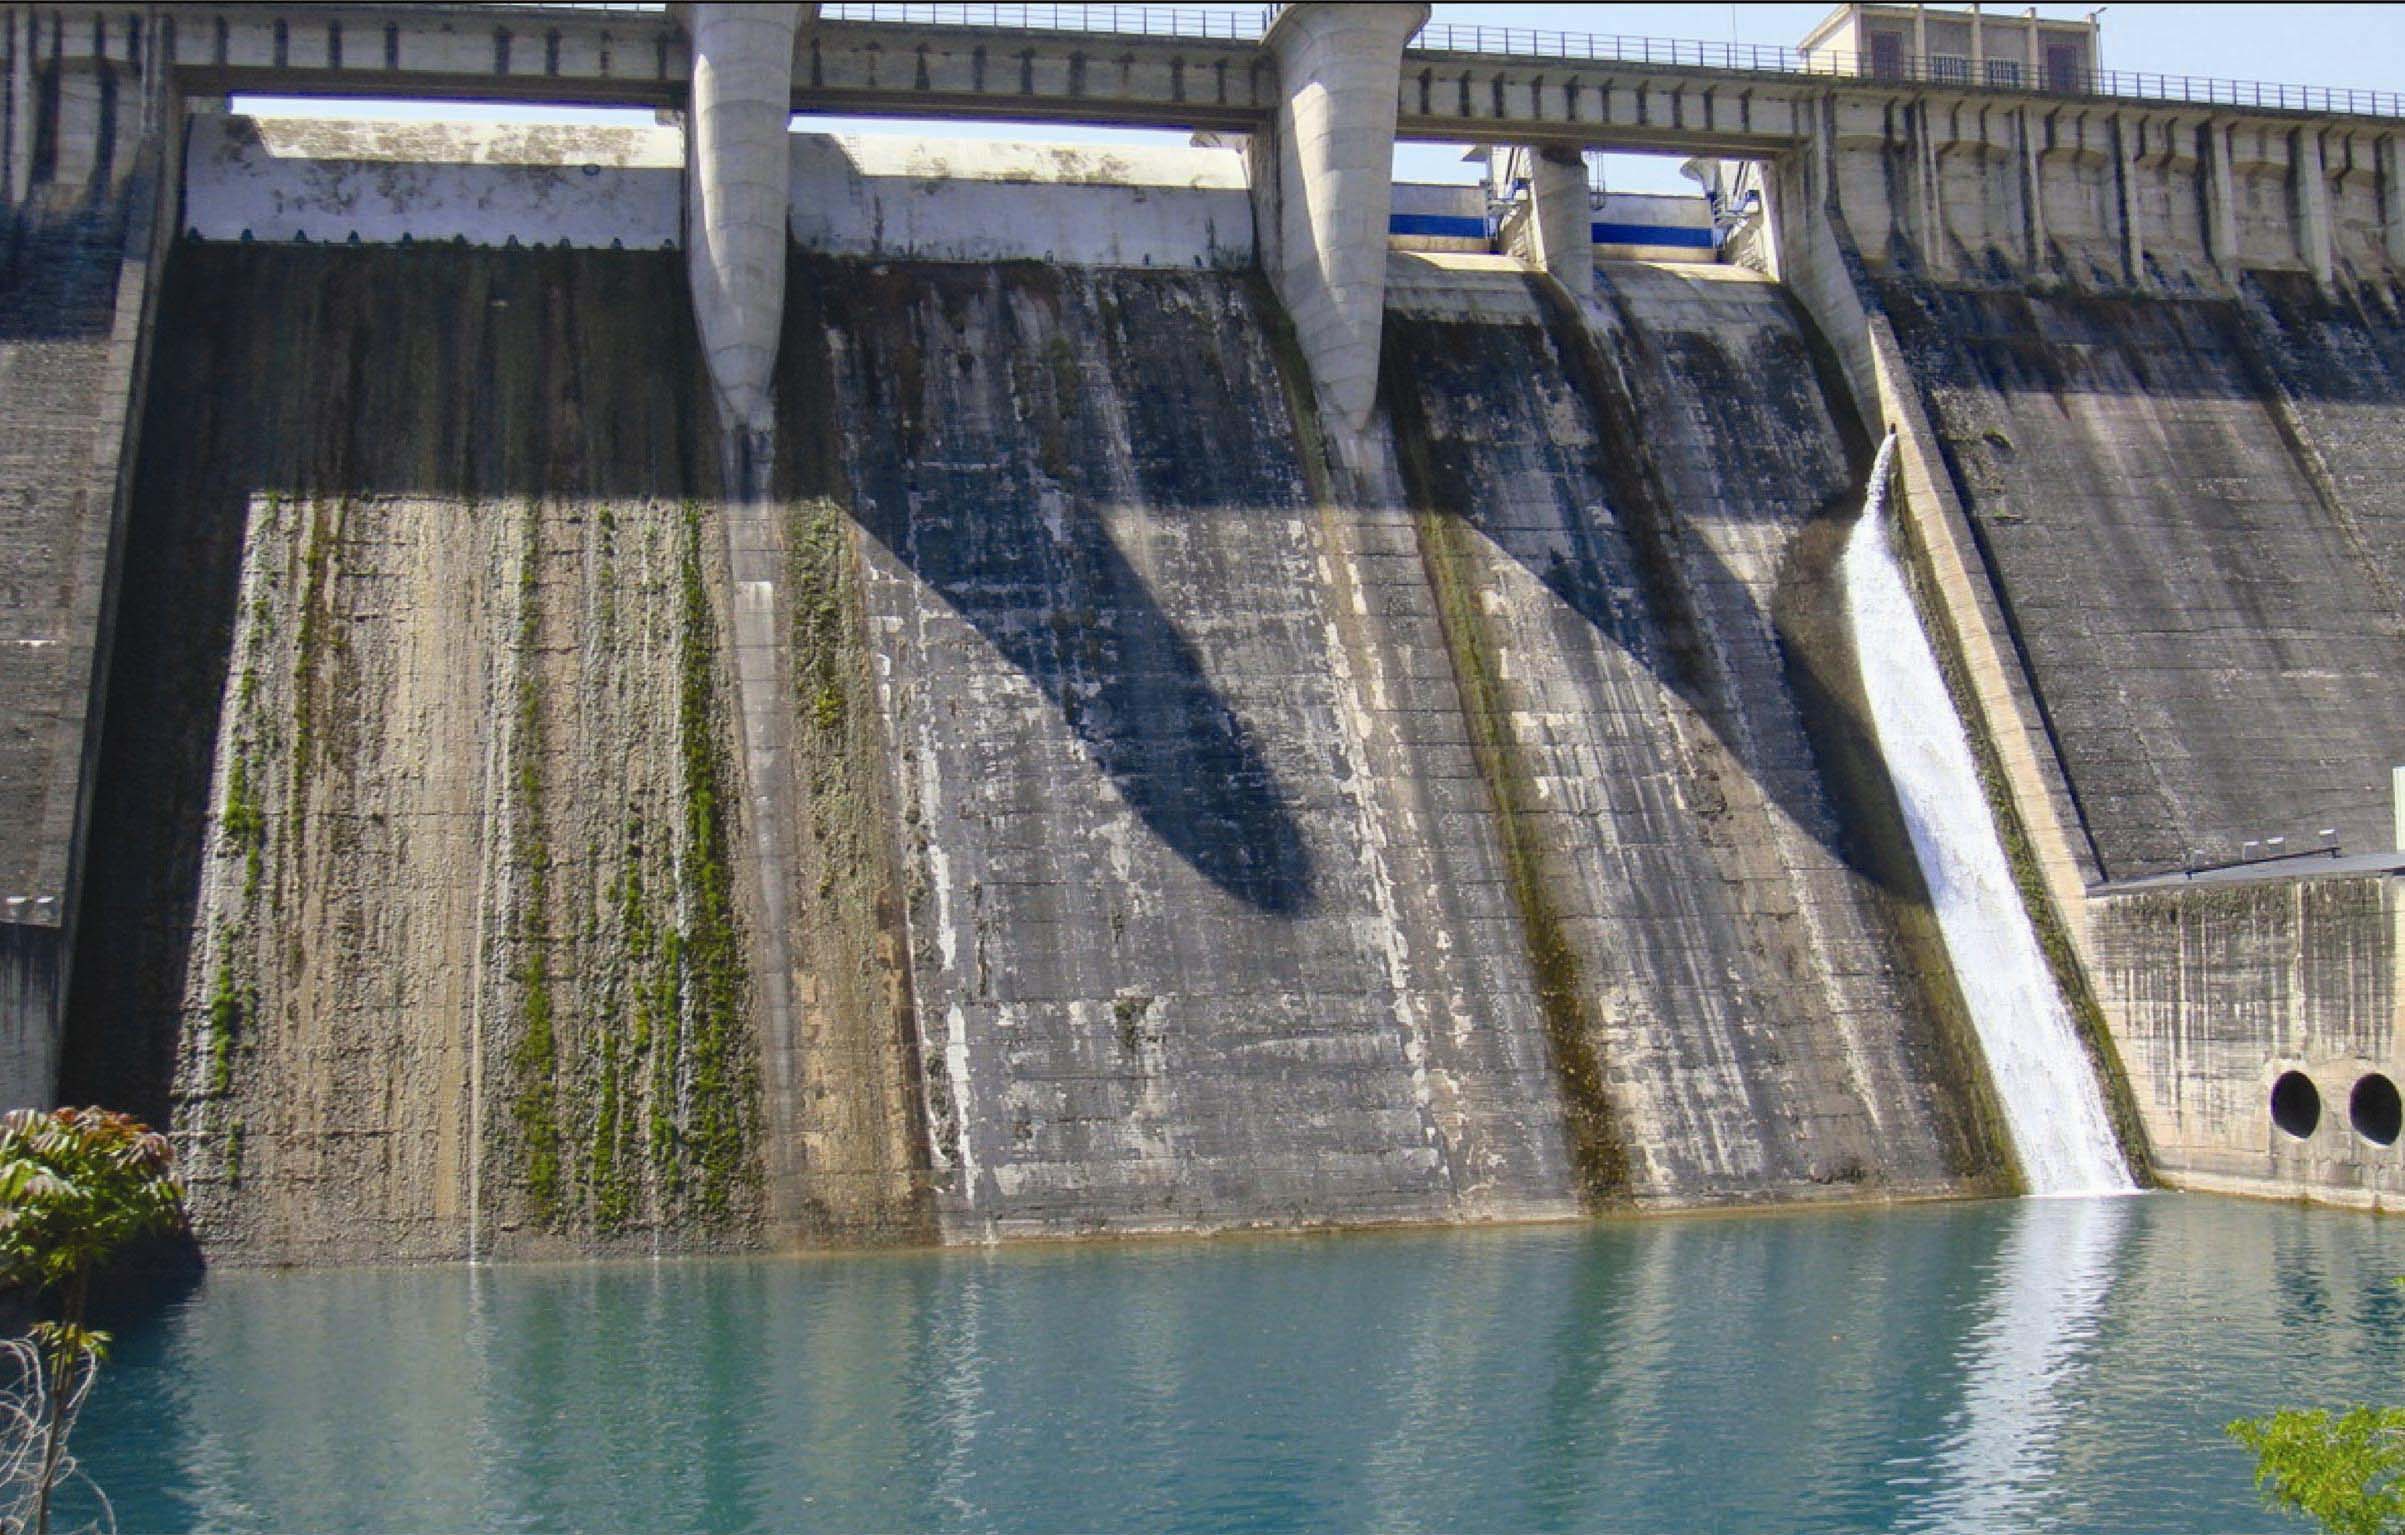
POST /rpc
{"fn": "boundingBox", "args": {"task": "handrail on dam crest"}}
[821,2,1271,41]
[820,1,2405,122]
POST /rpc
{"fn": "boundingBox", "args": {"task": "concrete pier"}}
[682,2,803,456]
[1510,147,1595,299]
[1249,1,1425,459]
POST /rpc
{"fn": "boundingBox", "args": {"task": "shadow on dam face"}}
[775,258,1317,919]
[1379,270,1909,899]
[1875,272,2405,879]
[60,242,717,1125]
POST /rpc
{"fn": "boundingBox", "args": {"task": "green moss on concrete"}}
[674,506,761,1223]
[1366,316,1632,1207]
[589,1030,631,1234]
[223,750,266,907]
[289,496,337,820]
[223,1120,244,1189]
[1409,487,1632,1205]
[508,509,565,1226]
[205,946,243,1099]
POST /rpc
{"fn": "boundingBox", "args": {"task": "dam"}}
[3,0,2404,1269]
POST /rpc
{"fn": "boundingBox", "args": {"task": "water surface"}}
[76,1195,2405,1532]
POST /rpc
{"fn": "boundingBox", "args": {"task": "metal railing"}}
[1407,23,2405,121]
[798,4,2405,122]
[820,3,1270,41]
[1411,25,1809,75]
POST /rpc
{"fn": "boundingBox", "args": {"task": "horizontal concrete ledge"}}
[2091,849,2405,896]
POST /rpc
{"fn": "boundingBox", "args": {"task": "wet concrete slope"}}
[61,244,924,1263]
[780,259,1584,1237]
[1880,280,2405,881]
[1382,257,2001,1206]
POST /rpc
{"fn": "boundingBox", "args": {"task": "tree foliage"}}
[0,1107,187,1535]
[2229,1408,2405,1535]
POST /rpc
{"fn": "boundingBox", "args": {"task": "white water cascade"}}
[1844,433,2134,1196]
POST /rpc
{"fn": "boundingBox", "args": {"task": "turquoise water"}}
[69,1195,2405,1533]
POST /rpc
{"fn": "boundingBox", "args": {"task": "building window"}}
[1930,54,1971,84]
[1868,30,1904,79]
[1985,58,2023,88]
[2045,41,2082,93]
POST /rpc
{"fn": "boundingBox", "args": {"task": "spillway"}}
[1844,434,2132,1196]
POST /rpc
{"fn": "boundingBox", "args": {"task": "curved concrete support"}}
[685,2,802,452]
[1522,147,1594,298]
[1250,1,1426,458]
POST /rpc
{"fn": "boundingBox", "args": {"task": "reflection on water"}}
[1902,1196,2131,1532]
[74,1195,2405,1534]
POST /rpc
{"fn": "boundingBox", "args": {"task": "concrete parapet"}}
[683,2,802,449]
[1805,79,2405,294]
[1250,1,1426,460]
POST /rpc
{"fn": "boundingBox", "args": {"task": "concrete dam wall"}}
[1382,257,2001,1203]
[33,146,2045,1260]
[1878,278,2405,883]
[778,259,1585,1237]
[55,244,914,1261]
[42,0,2405,1242]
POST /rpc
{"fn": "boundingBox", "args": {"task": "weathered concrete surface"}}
[181,116,684,249]
[1250,1,1426,454]
[1380,254,2003,1205]
[789,134,1254,268]
[2092,873,2405,1207]
[0,200,123,912]
[0,156,163,1109]
[782,257,1583,1237]
[2241,272,2405,606]
[61,245,924,1263]
[0,922,59,1110]
[1879,280,2405,883]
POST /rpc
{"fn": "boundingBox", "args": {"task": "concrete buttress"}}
[1522,147,1595,299]
[683,2,802,461]
[1249,1,1426,462]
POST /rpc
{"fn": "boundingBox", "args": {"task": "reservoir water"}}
[71,1195,2405,1532]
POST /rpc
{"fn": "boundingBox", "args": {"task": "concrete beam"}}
[1251,1,1426,459]
[682,2,803,456]
[2113,110,2145,287]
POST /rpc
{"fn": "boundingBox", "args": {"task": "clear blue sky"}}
[244,4,2405,195]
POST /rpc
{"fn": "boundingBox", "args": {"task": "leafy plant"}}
[2233,1275,2405,1535]
[0,1108,187,1535]
[2230,1407,2405,1535]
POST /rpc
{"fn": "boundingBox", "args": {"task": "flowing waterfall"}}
[1844,434,2133,1196]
